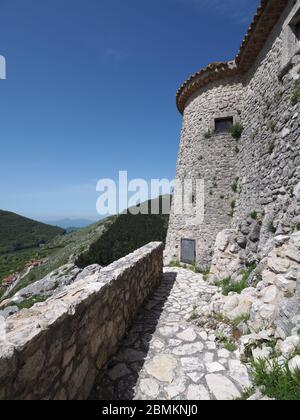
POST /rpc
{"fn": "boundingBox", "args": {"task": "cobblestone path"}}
[90,268,250,400]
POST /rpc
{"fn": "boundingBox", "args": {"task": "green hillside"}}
[77,196,170,268]
[0,216,115,298]
[0,210,65,254]
[0,196,170,300]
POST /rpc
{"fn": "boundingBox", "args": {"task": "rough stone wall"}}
[165,77,244,269]
[166,0,300,271]
[235,0,300,255]
[0,242,163,400]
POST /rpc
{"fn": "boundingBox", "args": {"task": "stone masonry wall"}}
[0,242,163,400]
[165,76,244,269]
[235,0,300,256]
[166,0,300,270]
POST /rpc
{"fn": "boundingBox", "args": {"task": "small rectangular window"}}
[215,117,234,133]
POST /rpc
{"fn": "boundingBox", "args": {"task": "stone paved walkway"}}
[90,268,250,400]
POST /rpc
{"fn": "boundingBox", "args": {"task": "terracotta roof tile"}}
[176,0,289,114]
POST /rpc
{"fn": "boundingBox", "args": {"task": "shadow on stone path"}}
[90,268,250,400]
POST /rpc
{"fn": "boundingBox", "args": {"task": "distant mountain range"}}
[0,210,65,255]
[45,218,97,229]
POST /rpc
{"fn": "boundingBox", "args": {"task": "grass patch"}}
[204,130,214,139]
[216,331,238,352]
[219,277,248,296]
[201,269,210,281]
[251,358,300,400]
[235,387,256,400]
[14,295,48,310]
[188,306,198,321]
[267,121,276,132]
[169,260,181,268]
[291,80,300,105]
[213,313,230,323]
[284,290,295,299]
[231,314,250,328]
[231,181,238,193]
[191,263,201,273]
[250,211,258,220]
[223,341,238,352]
[169,260,201,273]
[268,142,275,155]
[218,265,255,296]
[229,200,236,217]
[267,221,276,234]
[229,123,244,140]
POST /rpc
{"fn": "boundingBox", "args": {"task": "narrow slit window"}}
[215,117,234,133]
[295,20,300,42]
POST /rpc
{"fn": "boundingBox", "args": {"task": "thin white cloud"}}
[104,48,129,62]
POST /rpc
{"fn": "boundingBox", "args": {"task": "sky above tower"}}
[0,0,259,221]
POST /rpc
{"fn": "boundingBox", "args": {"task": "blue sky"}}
[0,0,259,221]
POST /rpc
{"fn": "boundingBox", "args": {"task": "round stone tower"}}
[165,0,298,271]
[165,62,244,269]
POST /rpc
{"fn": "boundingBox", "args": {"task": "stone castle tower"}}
[165,0,300,270]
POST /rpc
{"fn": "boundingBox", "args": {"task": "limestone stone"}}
[186,384,210,400]
[199,331,208,341]
[176,328,197,342]
[284,245,300,264]
[172,342,204,356]
[218,349,230,359]
[206,342,216,350]
[151,339,165,350]
[288,356,300,373]
[206,374,240,401]
[291,232,300,249]
[274,276,296,293]
[180,357,204,372]
[268,256,290,274]
[165,378,186,399]
[280,336,300,358]
[275,235,290,247]
[262,269,277,285]
[159,325,179,337]
[206,362,225,373]
[203,353,214,364]
[223,296,239,313]
[281,127,291,138]
[140,379,160,398]
[169,339,182,347]
[259,285,279,304]
[252,346,272,362]
[145,355,177,383]
[228,360,251,388]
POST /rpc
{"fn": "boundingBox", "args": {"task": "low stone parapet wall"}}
[0,242,164,400]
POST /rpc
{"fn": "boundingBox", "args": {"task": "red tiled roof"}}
[176,0,289,114]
